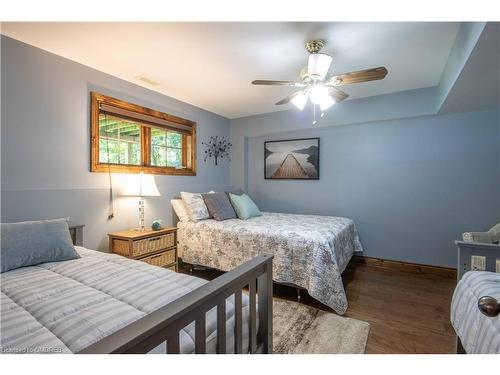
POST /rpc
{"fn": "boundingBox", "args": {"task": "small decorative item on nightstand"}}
[152,219,162,231]
[108,227,178,271]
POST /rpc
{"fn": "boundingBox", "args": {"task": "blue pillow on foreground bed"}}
[228,193,262,220]
[1,218,80,273]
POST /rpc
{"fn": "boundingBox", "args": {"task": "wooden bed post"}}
[69,224,85,246]
[257,256,273,354]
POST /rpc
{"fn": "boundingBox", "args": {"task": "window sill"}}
[91,164,196,176]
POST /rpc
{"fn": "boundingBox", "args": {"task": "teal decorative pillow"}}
[228,193,262,220]
[1,218,80,273]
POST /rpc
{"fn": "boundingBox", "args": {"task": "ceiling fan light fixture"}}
[310,85,335,111]
[319,95,335,111]
[308,53,333,80]
[310,85,329,104]
[291,91,308,110]
[252,39,387,117]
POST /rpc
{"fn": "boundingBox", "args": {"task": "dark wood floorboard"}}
[179,259,457,354]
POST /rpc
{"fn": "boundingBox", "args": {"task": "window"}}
[150,128,182,167]
[91,92,196,175]
[99,114,141,165]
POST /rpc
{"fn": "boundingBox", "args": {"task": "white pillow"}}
[180,191,214,222]
[171,199,191,223]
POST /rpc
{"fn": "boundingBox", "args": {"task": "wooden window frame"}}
[91,92,196,176]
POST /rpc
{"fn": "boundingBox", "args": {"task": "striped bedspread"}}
[0,247,252,354]
[451,271,500,354]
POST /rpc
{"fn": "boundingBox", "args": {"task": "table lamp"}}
[122,172,160,231]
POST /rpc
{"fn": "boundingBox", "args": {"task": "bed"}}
[176,211,363,315]
[451,241,500,354]
[1,225,274,354]
[451,271,500,354]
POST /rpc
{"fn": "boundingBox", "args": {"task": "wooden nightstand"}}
[108,227,178,271]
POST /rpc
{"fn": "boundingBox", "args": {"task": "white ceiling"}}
[2,22,460,119]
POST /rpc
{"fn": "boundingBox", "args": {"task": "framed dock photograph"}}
[265,138,320,180]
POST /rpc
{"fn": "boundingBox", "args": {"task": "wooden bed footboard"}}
[79,254,274,354]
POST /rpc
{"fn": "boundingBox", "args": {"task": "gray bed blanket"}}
[0,247,252,354]
[178,212,363,314]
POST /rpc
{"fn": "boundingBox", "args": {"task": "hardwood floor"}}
[342,260,457,353]
[179,257,457,354]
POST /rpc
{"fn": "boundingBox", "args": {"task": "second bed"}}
[176,211,363,315]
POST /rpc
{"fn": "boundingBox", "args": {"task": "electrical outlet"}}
[471,255,486,271]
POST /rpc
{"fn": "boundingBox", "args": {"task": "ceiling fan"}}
[252,39,388,114]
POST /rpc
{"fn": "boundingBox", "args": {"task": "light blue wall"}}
[229,21,499,268]
[240,110,500,267]
[2,28,499,267]
[230,87,439,189]
[1,36,232,251]
[439,22,500,114]
[437,22,486,110]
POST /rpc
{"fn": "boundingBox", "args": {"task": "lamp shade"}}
[291,91,308,110]
[310,85,330,105]
[319,95,335,111]
[122,173,160,197]
[308,53,333,80]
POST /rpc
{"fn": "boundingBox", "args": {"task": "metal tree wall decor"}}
[202,136,232,166]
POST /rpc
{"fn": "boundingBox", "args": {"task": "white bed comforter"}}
[0,247,252,354]
[178,212,363,314]
[451,271,500,354]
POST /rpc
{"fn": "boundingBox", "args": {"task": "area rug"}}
[273,298,370,354]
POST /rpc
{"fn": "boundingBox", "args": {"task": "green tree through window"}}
[99,114,141,165]
[151,128,182,167]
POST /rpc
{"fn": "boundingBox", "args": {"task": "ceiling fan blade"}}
[275,91,301,105]
[327,67,388,86]
[327,87,349,102]
[252,80,306,87]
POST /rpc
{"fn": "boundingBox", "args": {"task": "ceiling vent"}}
[136,76,159,86]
